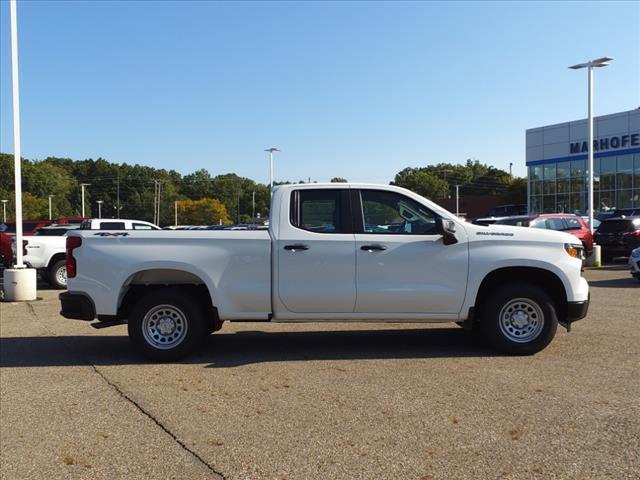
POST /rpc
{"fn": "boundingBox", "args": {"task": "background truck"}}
[60,183,590,361]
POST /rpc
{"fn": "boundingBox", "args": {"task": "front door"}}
[354,189,468,315]
[277,188,356,313]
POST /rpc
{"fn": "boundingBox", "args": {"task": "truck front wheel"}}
[128,288,206,361]
[481,283,558,355]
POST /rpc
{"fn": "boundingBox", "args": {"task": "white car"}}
[629,247,640,282]
[60,183,590,361]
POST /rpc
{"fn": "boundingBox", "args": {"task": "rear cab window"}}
[290,189,351,233]
[99,222,126,230]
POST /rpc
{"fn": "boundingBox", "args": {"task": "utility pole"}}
[96,200,103,219]
[455,185,460,217]
[48,194,54,220]
[264,147,280,197]
[174,200,178,227]
[509,162,513,179]
[80,183,90,218]
[116,171,120,218]
[252,191,255,225]
[157,181,162,226]
[1,199,7,223]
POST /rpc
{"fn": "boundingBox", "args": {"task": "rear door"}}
[353,189,468,315]
[276,188,356,313]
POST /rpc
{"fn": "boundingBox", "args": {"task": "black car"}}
[594,216,640,261]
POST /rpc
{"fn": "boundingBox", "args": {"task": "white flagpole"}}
[10,0,24,268]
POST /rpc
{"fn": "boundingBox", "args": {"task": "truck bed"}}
[70,230,272,320]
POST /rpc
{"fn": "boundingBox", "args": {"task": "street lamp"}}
[264,147,280,196]
[48,194,55,220]
[569,56,613,231]
[96,200,103,219]
[80,183,90,218]
[1,199,7,223]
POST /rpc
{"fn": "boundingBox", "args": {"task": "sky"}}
[0,1,638,184]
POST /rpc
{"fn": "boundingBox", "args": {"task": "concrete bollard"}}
[586,245,601,268]
[2,268,37,301]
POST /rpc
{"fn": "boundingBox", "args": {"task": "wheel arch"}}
[47,252,66,269]
[116,269,221,332]
[474,267,568,322]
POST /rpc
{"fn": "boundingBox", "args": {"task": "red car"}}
[0,220,52,267]
[494,214,594,253]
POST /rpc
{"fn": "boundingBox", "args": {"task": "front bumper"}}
[59,292,96,321]
[566,295,590,323]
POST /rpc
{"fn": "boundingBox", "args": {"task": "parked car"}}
[79,219,159,230]
[60,183,589,361]
[629,247,640,282]
[594,216,640,262]
[0,220,52,267]
[472,204,528,225]
[12,224,80,288]
[495,214,593,253]
[611,208,640,218]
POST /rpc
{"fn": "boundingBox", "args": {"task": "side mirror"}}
[436,217,459,245]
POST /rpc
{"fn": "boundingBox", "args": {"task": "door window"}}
[133,223,154,230]
[359,190,437,234]
[564,217,582,230]
[290,189,345,233]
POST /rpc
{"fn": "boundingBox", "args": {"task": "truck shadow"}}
[0,327,498,368]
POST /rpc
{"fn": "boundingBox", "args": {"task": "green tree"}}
[330,177,348,183]
[391,168,450,199]
[178,198,232,225]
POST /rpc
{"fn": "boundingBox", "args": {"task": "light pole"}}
[569,57,613,230]
[1,200,7,223]
[264,147,280,196]
[96,200,103,219]
[48,194,55,220]
[80,183,90,218]
[174,200,178,227]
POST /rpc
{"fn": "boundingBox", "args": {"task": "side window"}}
[290,189,344,233]
[564,217,582,230]
[133,223,153,230]
[546,218,566,231]
[99,222,125,230]
[530,219,547,229]
[360,190,437,235]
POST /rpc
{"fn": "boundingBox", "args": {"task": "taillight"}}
[66,236,82,278]
[623,231,640,237]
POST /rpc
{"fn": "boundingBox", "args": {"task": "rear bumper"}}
[59,292,95,321]
[566,295,589,323]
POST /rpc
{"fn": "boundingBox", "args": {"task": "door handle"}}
[284,244,309,251]
[360,244,387,252]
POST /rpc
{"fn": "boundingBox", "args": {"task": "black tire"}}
[128,288,206,361]
[48,259,68,290]
[481,283,558,355]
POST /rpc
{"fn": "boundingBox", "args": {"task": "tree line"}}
[0,154,525,225]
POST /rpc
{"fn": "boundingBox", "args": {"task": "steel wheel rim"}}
[56,266,67,286]
[142,304,188,350]
[498,297,544,343]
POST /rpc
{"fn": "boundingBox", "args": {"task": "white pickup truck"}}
[60,183,590,361]
[17,219,159,289]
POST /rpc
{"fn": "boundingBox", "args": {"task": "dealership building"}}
[526,108,640,214]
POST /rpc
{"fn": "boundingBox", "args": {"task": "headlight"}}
[631,249,640,258]
[564,243,584,259]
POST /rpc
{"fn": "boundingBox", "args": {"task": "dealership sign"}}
[570,133,640,154]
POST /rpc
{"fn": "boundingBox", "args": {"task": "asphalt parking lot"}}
[1,266,638,480]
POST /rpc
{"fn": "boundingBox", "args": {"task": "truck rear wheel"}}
[48,259,68,289]
[481,283,558,355]
[128,288,206,361]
